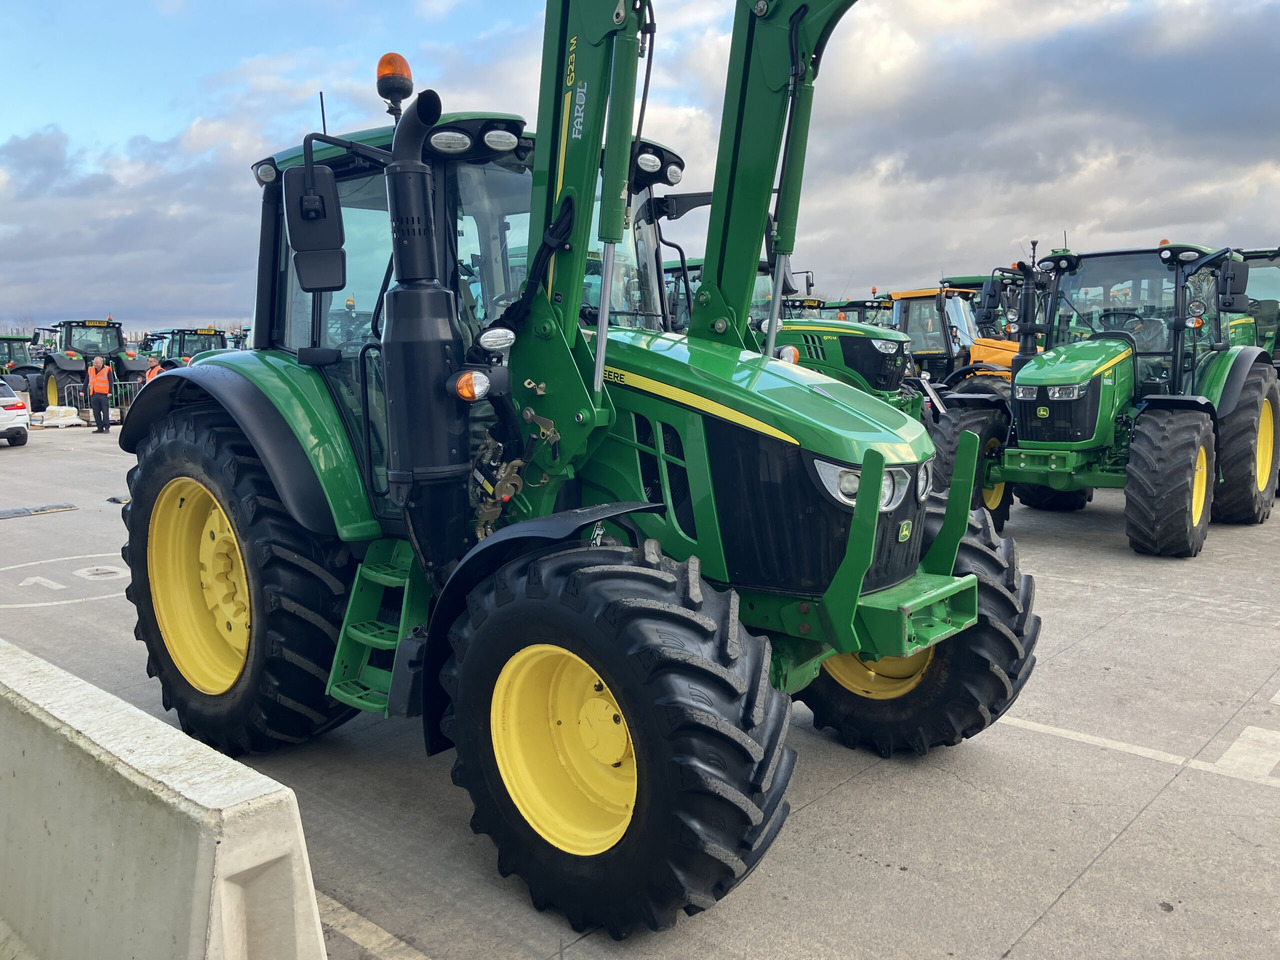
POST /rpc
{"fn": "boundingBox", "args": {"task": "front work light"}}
[870,338,898,355]
[1015,385,1038,400]
[1047,381,1090,401]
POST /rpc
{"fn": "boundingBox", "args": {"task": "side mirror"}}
[29,330,40,344]
[806,275,815,296]
[283,164,346,293]
[935,290,946,315]
[1218,259,1250,313]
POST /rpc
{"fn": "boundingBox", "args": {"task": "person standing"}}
[137,355,162,384]
[86,356,114,433]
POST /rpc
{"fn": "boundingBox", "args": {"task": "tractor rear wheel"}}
[441,540,795,938]
[1015,484,1092,512]
[1124,409,1214,557]
[1211,364,1279,524]
[931,404,1011,529]
[796,494,1038,756]
[122,404,357,754]
[26,373,47,412]
[43,367,78,408]
[951,375,1011,402]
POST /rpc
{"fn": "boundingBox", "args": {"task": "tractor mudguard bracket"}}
[922,429,979,577]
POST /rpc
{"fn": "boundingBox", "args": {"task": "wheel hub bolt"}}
[593,680,603,692]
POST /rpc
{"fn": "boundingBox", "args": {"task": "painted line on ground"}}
[1272,687,1280,706]
[316,891,432,960]
[1000,716,1280,790]
[0,553,119,573]
[0,592,126,609]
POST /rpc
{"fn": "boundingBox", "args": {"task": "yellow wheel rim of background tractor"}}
[490,644,637,856]
[822,648,935,701]
[1191,445,1208,525]
[1258,398,1275,492]
[982,436,1005,511]
[46,376,57,408]
[148,477,251,695]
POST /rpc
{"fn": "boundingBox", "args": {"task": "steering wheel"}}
[1096,308,1143,332]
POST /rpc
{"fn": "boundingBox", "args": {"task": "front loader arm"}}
[690,0,858,349]
[506,0,646,519]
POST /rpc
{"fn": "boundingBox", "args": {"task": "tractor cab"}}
[33,318,147,411]
[662,257,783,331]
[885,287,980,379]
[0,334,42,395]
[140,328,229,367]
[822,298,891,327]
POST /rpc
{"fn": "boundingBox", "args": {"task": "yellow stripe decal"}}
[1229,317,1254,327]
[603,367,799,445]
[546,89,573,300]
[1093,348,1133,377]
[781,325,868,336]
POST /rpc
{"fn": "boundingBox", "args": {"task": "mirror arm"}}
[301,133,393,195]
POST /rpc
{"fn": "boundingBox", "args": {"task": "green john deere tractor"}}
[140,327,229,368]
[34,318,148,411]
[1,334,43,397]
[934,245,1278,550]
[821,296,892,326]
[120,0,1038,935]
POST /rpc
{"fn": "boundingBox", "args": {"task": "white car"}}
[0,380,30,446]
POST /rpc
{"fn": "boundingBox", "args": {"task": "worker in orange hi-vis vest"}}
[85,356,114,433]
[138,354,162,384]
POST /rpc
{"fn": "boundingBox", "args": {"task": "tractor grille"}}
[840,337,910,393]
[705,420,925,596]
[1014,379,1102,444]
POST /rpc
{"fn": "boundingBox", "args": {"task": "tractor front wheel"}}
[931,404,1011,529]
[122,404,357,754]
[441,540,795,938]
[1124,409,1215,557]
[1211,364,1279,524]
[796,494,1039,757]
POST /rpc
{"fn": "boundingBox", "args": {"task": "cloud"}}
[3,0,1280,329]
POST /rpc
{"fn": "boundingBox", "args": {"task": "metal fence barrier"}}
[61,381,141,415]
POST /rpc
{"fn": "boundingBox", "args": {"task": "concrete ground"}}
[2,425,1278,960]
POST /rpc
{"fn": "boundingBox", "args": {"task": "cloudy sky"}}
[2,0,1279,329]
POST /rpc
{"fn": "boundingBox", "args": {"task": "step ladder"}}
[327,539,431,716]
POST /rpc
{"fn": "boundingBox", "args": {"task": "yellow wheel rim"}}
[1258,398,1275,492]
[46,376,57,408]
[822,648,935,701]
[982,437,1005,510]
[147,477,251,695]
[490,644,636,856]
[1191,445,1208,526]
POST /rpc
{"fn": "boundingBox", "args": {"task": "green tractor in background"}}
[934,246,1278,551]
[33,318,148,411]
[139,327,230,368]
[1,333,43,397]
[119,0,1039,935]
[1239,248,1280,354]
[821,296,892,326]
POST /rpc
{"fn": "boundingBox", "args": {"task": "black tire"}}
[122,404,357,754]
[1212,364,1279,524]
[7,432,28,447]
[796,493,1039,756]
[43,367,78,408]
[931,403,1010,513]
[1124,409,1215,557]
[1015,484,1092,512]
[441,540,795,938]
[951,375,1012,402]
[26,372,47,413]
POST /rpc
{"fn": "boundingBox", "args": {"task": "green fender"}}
[1195,345,1274,418]
[119,350,381,542]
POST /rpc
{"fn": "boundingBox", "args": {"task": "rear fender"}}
[46,354,85,373]
[119,365,357,539]
[387,501,664,755]
[1208,347,1273,419]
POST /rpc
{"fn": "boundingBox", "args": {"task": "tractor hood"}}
[1014,337,1131,386]
[780,319,909,344]
[604,330,930,465]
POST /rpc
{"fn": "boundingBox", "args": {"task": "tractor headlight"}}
[1014,384,1038,400]
[814,460,910,511]
[1047,381,1090,400]
[916,458,932,502]
[870,338,899,354]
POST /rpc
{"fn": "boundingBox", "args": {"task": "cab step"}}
[326,539,431,717]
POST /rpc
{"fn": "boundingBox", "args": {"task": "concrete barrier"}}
[0,640,326,960]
